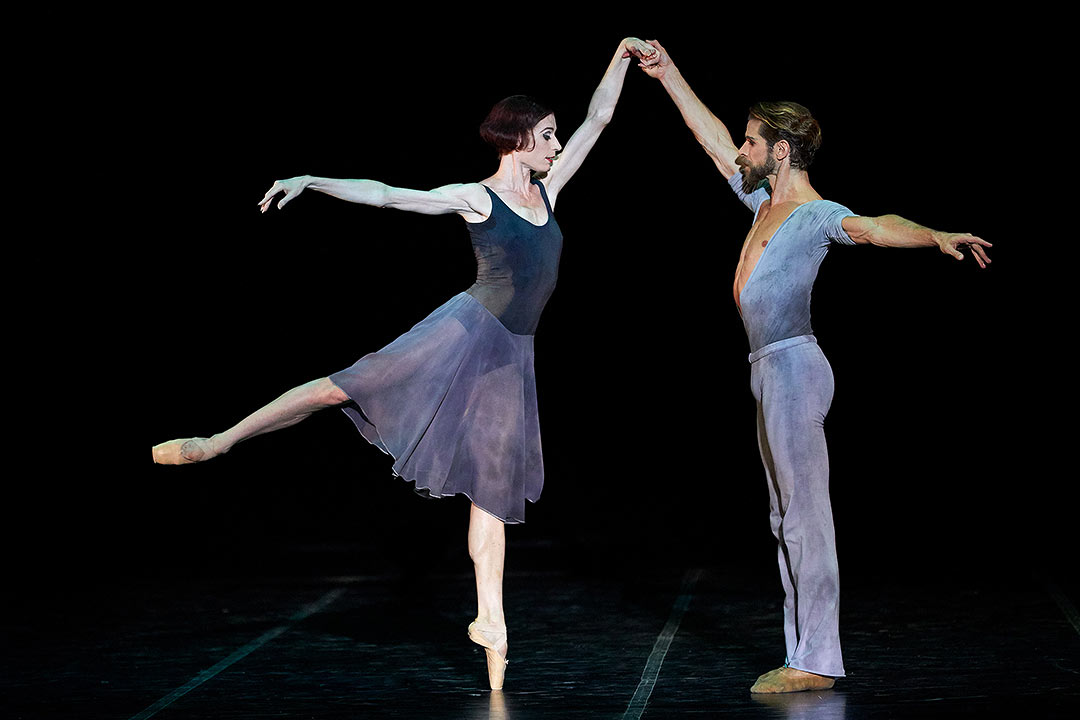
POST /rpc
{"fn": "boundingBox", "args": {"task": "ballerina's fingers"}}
[258,181,296,212]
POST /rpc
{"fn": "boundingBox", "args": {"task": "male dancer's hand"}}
[636,39,672,79]
[935,232,992,269]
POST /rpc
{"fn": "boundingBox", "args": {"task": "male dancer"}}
[637,41,991,693]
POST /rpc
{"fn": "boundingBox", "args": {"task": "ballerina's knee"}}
[310,378,351,407]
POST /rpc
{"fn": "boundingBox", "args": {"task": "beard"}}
[739,154,777,194]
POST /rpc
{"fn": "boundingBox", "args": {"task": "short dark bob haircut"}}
[479,95,554,156]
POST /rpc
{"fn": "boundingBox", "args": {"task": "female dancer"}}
[151,37,658,690]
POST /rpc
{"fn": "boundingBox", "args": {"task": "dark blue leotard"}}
[466,179,563,335]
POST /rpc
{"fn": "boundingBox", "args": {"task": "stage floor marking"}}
[128,588,345,720]
[1044,579,1080,638]
[623,568,702,720]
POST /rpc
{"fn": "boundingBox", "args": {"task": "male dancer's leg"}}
[750,338,843,691]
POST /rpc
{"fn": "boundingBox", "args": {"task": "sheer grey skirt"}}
[329,292,543,523]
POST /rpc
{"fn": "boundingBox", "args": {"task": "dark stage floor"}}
[3,541,1078,720]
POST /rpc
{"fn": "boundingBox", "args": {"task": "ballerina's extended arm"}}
[541,36,659,204]
[259,176,490,221]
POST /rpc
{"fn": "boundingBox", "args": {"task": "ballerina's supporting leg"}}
[468,503,509,690]
[152,377,351,464]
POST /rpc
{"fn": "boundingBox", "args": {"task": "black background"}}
[20,13,1063,592]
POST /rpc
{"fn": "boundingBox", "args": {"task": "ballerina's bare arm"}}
[259,176,491,221]
[542,37,659,204]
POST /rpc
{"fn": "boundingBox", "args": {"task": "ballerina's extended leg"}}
[152,378,350,465]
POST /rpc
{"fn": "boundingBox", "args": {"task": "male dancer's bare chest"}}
[733,199,804,309]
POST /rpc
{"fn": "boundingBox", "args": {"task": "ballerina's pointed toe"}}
[151,438,213,465]
[468,620,508,690]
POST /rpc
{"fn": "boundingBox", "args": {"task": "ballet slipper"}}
[151,438,215,465]
[468,619,508,690]
[750,666,836,694]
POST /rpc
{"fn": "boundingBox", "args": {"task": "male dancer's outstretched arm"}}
[639,38,992,267]
[842,214,992,268]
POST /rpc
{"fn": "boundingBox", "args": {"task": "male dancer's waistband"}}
[748,334,817,364]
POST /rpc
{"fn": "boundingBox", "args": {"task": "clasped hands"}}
[622,38,666,73]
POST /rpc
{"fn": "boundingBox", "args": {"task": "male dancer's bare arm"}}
[639,39,740,179]
[842,214,992,269]
[258,176,489,221]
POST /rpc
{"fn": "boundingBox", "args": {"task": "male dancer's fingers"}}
[952,242,990,269]
[646,39,670,62]
[954,234,991,268]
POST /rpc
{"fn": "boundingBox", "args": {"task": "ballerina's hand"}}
[623,37,659,66]
[258,176,308,213]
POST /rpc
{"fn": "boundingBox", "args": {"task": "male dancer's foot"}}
[750,666,836,693]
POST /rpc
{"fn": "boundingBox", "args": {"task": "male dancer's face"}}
[737,119,777,193]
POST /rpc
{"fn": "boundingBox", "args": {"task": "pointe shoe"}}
[152,438,215,465]
[468,619,508,690]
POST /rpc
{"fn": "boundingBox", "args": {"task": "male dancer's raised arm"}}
[637,40,739,179]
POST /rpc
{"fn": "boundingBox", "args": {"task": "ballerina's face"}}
[518,114,561,172]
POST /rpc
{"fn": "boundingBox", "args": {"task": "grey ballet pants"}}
[749,334,845,678]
